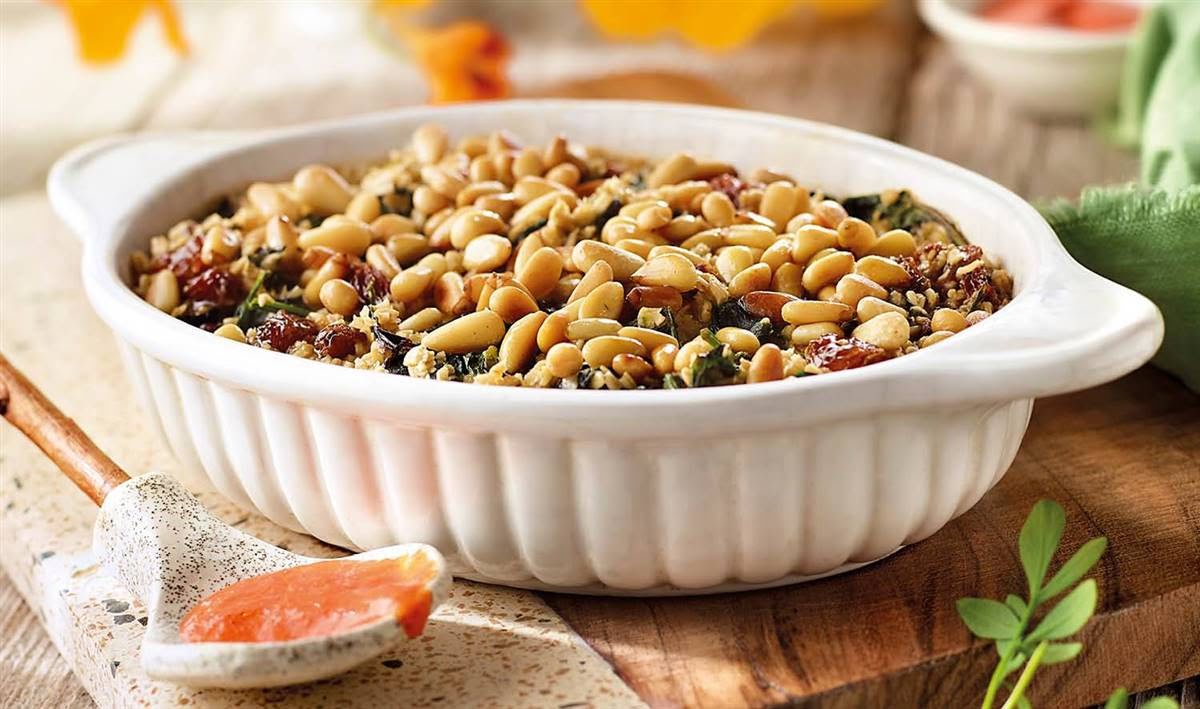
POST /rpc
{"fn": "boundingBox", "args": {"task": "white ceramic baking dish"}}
[49,101,1163,595]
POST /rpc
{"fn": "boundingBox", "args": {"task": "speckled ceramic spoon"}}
[0,355,451,689]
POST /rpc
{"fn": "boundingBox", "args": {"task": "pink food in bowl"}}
[979,0,1141,32]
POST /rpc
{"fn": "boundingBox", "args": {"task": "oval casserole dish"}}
[49,101,1163,595]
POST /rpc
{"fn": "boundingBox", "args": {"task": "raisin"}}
[708,173,745,205]
[626,286,684,311]
[348,261,388,303]
[314,323,366,359]
[899,256,932,293]
[959,265,992,298]
[253,311,317,352]
[183,268,244,308]
[151,231,206,281]
[804,334,890,371]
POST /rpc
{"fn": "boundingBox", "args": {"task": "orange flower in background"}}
[373,1,511,104]
[52,0,188,64]
[579,0,883,50]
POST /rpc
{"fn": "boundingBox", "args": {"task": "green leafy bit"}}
[444,346,498,378]
[958,499,1110,709]
[234,271,311,330]
[711,299,776,343]
[662,373,683,389]
[840,189,967,245]
[689,331,740,388]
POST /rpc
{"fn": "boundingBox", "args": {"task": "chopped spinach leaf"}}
[592,199,622,232]
[690,343,739,388]
[514,219,548,240]
[235,271,310,329]
[711,300,777,343]
[576,366,601,389]
[662,373,684,389]
[372,325,416,375]
[445,347,498,378]
[380,187,413,217]
[840,190,966,245]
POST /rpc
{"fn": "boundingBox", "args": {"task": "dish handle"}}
[48,132,247,244]
[916,263,1164,404]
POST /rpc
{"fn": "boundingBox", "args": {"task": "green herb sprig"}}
[958,500,1179,709]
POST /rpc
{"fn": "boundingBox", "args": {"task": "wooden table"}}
[0,1,1196,707]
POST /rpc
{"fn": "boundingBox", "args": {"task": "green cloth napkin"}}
[1042,2,1200,392]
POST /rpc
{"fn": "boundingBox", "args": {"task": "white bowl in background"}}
[48,101,1162,595]
[919,0,1138,118]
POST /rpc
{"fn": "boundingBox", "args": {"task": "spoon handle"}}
[0,352,130,505]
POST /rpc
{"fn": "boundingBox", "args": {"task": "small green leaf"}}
[1041,537,1107,599]
[1005,594,1028,617]
[1028,579,1098,642]
[1104,688,1129,709]
[1004,651,1028,675]
[1019,499,1066,596]
[956,598,1020,639]
[1038,642,1083,664]
[1140,697,1181,709]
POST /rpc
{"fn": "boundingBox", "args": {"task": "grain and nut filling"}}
[130,125,1013,390]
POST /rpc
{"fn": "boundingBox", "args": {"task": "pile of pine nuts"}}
[130,125,1012,389]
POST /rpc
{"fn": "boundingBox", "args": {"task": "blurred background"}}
[0,0,1141,201]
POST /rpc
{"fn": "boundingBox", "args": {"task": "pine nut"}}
[545,162,581,187]
[760,182,797,231]
[579,281,624,319]
[413,123,448,164]
[293,165,354,216]
[781,299,853,325]
[434,271,470,315]
[572,239,645,281]
[476,193,517,220]
[372,214,419,239]
[854,255,912,287]
[413,185,450,215]
[513,232,545,274]
[965,310,990,326]
[488,285,538,323]
[319,278,361,316]
[771,262,805,296]
[511,147,544,179]
[812,199,848,229]
[397,307,443,333]
[247,182,302,222]
[303,254,349,307]
[512,176,564,205]
[298,219,372,256]
[568,260,615,303]
[423,310,506,353]
[837,217,876,256]
[516,246,564,299]
[601,216,639,245]
[498,311,547,372]
[463,234,513,272]
[920,330,956,348]
[852,311,909,350]
[747,344,784,383]
[856,296,905,322]
[931,308,968,333]
[631,253,698,291]
[457,180,506,207]
[834,273,887,308]
[801,251,854,293]
[647,245,704,267]
[651,343,679,375]
[868,229,917,257]
[202,225,239,264]
[701,191,735,227]
[145,269,180,312]
[345,191,382,224]
[612,353,654,381]
[537,310,572,352]
[421,165,467,199]
[636,203,672,231]
[448,208,503,250]
[214,323,246,343]
[728,262,772,298]
[511,192,576,236]
[760,238,793,272]
[791,322,842,346]
[383,231,429,264]
[265,216,302,268]
[546,342,584,379]
[469,155,497,182]
[617,326,678,351]
[674,338,714,371]
[582,336,647,368]
[792,225,839,264]
[725,224,777,250]
[616,238,655,260]
[716,327,760,353]
[566,317,622,341]
[366,243,401,279]
[716,245,755,283]
[648,152,697,188]
[662,214,706,241]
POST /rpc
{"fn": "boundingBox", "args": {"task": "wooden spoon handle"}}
[0,352,129,505]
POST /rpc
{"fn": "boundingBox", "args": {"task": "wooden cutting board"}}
[543,366,1200,707]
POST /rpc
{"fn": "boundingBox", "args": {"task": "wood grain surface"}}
[0,0,1192,707]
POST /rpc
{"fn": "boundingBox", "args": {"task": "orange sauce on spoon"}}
[180,555,437,643]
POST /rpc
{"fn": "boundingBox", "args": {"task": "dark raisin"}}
[151,230,206,281]
[253,311,317,352]
[183,268,244,308]
[348,261,389,303]
[314,323,366,359]
[804,334,890,371]
[708,173,745,205]
[899,256,932,292]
